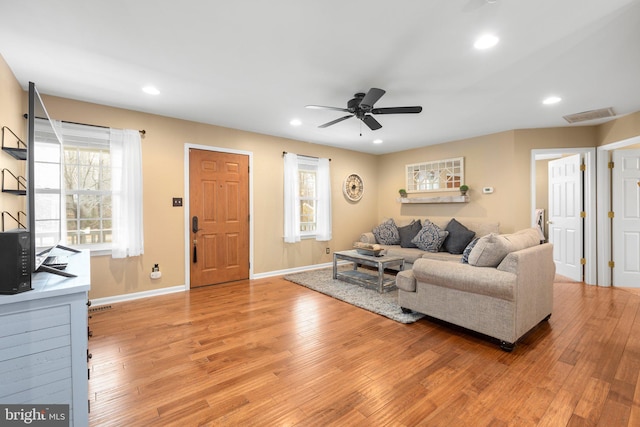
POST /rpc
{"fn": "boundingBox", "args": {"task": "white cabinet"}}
[0,250,90,427]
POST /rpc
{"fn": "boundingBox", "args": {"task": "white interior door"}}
[613,149,640,287]
[548,154,583,281]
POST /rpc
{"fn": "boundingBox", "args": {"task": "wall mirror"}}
[405,157,464,193]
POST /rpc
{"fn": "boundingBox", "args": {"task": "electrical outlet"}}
[326,248,330,254]
[172,197,183,207]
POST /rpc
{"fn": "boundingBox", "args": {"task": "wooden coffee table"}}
[333,250,405,293]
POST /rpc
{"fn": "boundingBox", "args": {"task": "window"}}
[283,153,332,242]
[64,140,112,247]
[298,159,318,236]
[34,120,143,256]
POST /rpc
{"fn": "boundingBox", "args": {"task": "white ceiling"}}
[1,0,639,154]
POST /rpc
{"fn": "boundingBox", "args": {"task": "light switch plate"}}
[172,197,183,207]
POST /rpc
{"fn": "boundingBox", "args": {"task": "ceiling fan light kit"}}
[306,88,422,131]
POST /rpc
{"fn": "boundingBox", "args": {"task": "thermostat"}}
[482,187,494,194]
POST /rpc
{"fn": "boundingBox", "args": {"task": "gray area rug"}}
[283,267,425,324]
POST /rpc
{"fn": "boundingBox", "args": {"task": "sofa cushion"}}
[398,219,422,248]
[381,246,427,264]
[443,218,476,254]
[468,228,540,267]
[411,220,449,252]
[372,218,400,245]
[467,233,511,267]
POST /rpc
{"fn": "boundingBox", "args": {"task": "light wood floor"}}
[88,275,640,426]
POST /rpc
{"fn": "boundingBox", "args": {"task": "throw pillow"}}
[411,219,449,252]
[461,237,479,264]
[467,233,512,267]
[443,218,476,254]
[372,218,400,245]
[398,219,422,248]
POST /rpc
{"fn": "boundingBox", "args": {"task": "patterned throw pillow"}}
[461,237,480,264]
[411,219,449,252]
[372,218,400,245]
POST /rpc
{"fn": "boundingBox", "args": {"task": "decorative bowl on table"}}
[353,242,384,257]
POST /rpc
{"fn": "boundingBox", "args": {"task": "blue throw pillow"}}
[461,237,480,264]
[372,218,400,245]
[411,220,448,252]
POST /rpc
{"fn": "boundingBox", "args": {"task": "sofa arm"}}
[360,232,377,244]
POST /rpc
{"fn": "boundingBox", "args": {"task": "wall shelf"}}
[398,195,469,204]
[2,126,27,160]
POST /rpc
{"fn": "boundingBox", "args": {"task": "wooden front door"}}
[189,149,249,288]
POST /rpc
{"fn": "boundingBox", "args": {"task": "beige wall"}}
[597,111,640,146]
[376,126,598,233]
[38,95,380,299]
[0,55,27,223]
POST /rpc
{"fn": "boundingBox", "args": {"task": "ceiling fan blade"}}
[318,115,353,128]
[362,115,382,130]
[359,88,386,110]
[306,105,350,113]
[372,106,423,114]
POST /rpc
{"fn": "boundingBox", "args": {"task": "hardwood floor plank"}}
[87,277,640,426]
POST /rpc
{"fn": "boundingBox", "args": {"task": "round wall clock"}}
[343,173,364,202]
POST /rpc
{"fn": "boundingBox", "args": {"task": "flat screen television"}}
[27,82,79,277]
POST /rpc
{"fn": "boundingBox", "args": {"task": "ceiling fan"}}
[306,88,422,131]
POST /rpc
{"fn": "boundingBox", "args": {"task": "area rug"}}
[283,267,425,324]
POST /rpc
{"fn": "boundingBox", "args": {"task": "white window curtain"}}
[110,129,144,258]
[315,158,332,241]
[283,153,332,243]
[283,153,301,243]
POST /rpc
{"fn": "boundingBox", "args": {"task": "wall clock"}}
[343,173,364,202]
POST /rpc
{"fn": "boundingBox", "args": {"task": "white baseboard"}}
[90,285,185,307]
[91,262,347,306]
[252,260,349,279]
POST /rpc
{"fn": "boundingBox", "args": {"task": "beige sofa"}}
[396,228,555,351]
[359,218,500,268]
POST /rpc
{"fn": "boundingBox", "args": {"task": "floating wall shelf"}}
[398,195,469,204]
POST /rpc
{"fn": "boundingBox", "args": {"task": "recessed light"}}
[142,86,160,95]
[290,119,302,126]
[474,34,499,50]
[373,139,383,144]
[543,96,562,105]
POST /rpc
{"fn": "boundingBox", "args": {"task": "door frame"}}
[596,135,640,287]
[183,143,254,290]
[530,148,596,285]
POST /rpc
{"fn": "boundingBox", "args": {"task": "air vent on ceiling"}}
[563,107,615,124]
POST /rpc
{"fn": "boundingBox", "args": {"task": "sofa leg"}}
[500,341,515,352]
[401,307,412,314]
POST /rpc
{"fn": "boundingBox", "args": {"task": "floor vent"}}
[88,305,112,313]
[563,107,615,123]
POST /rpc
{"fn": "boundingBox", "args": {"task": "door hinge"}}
[580,211,586,218]
[580,164,586,172]
[608,211,615,219]
[608,161,614,169]
[580,258,586,265]
[609,261,615,268]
